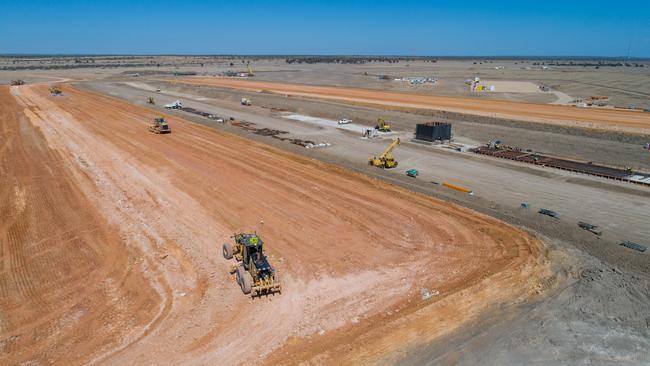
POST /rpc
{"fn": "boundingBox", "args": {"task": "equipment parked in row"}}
[538,208,559,218]
[578,222,602,236]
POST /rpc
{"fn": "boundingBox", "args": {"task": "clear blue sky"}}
[1,0,649,57]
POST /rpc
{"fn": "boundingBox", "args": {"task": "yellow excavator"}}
[375,118,391,132]
[369,138,400,168]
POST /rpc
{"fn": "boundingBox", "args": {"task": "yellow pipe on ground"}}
[442,181,473,194]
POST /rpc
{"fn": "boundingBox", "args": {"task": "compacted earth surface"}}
[2,58,649,365]
[0,84,547,365]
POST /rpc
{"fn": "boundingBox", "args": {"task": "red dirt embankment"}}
[176,77,650,134]
[1,84,546,365]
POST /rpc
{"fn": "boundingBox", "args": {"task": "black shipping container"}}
[415,122,451,142]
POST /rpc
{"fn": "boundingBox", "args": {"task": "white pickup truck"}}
[164,100,183,109]
[338,118,352,125]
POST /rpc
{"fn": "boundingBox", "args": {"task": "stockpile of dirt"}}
[0,84,544,365]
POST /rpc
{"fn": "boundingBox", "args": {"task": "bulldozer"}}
[222,233,281,297]
[148,117,171,134]
[369,138,400,168]
[49,85,63,96]
[147,97,155,104]
[375,118,391,132]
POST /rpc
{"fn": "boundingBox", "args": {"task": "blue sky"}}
[1,0,648,56]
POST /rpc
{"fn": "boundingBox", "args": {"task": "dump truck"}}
[148,117,171,134]
[241,97,252,106]
[164,100,182,109]
[375,118,391,132]
[222,233,281,296]
[369,138,400,168]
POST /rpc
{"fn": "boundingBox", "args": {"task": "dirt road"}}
[176,77,650,134]
[1,85,544,365]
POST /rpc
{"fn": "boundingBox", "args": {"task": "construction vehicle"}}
[49,85,63,96]
[369,138,400,169]
[164,100,182,109]
[375,118,391,132]
[241,97,252,106]
[578,222,602,236]
[247,62,255,77]
[222,233,281,296]
[10,79,25,86]
[147,97,155,104]
[148,117,171,134]
[406,169,419,178]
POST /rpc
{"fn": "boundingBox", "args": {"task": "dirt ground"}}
[0,84,546,365]
[174,77,650,134]
[2,57,650,365]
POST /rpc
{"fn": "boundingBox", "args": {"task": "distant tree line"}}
[285,57,438,64]
[532,61,645,68]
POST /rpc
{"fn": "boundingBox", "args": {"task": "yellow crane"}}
[369,138,400,168]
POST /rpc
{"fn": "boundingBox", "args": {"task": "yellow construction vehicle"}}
[375,118,391,132]
[49,85,63,96]
[148,117,171,134]
[223,233,281,297]
[369,138,400,168]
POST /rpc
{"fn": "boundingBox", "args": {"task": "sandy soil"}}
[175,77,650,134]
[0,84,545,365]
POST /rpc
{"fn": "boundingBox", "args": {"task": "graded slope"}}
[0,86,164,365]
[175,77,650,134]
[2,84,544,365]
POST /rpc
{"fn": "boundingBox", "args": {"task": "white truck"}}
[164,100,183,109]
[241,98,252,106]
[338,118,352,125]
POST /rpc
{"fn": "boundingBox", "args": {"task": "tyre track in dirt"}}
[0,86,164,366]
[174,77,650,134]
[4,84,547,365]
